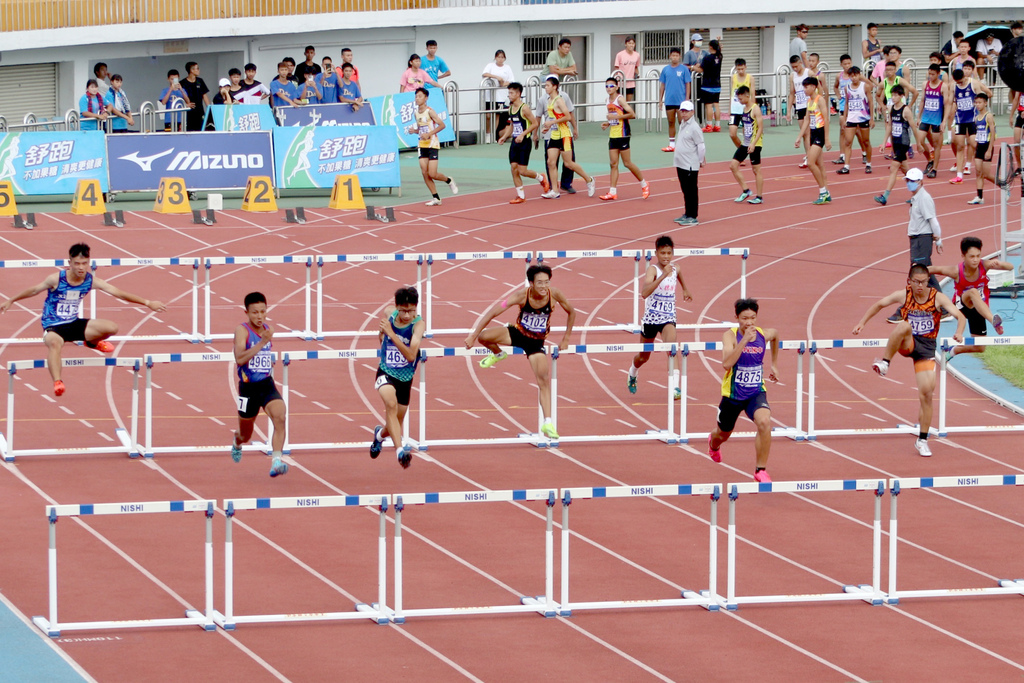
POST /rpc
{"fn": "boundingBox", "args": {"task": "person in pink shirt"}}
[399,54,439,93]
[614,36,641,102]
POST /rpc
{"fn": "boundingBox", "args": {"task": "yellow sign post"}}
[70,179,106,215]
[241,176,277,212]
[154,177,192,214]
[329,174,365,210]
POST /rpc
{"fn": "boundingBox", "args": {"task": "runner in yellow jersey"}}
[406,87,458,206]
[727,58,754,150]
[539,76,595,199]
[729,85,764,204]
[795,76,832,204]
[599,77,649,200]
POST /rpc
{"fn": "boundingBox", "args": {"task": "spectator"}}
[1012,22,1023,39]
[317,56,339,103]
[672,101,705,225]
[683,34,706,73]
[482,49,515,139]
[614,36,641,102]
[180,61,210,131]
[976,32,1003,78]
[269,62,300,109]
[104,74,133,132]
[863,22,883,62]
[872,46,904,81]
[92,62,111,97]
[159,69,190,131]
[212,78,234,105]
[942,31,965,64]
[79,79,108,132]
[237,64,269,104]
[227,68,243,99]
[400,54,439,93]
[296,69,321,104]
[283,57,299,83]
[696,39,723,133]
[544,38,577,78]
[339,64,363,109]
[296,46,321,81]
[791,25,810,68]
[422,40,451,88]
[949,40,973,73]
[336,48,360,83]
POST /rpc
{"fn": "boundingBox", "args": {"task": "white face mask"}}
[906,180,921,192]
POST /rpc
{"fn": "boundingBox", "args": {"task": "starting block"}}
[103,210,125,227]
[13,213,36,230]
[191,209,217,226]
[284,207,307,224]
[365,205,396,223]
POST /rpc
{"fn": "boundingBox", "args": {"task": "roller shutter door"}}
[875,24,941,69]
[0,64,58,125]
[790,25,852,71]
[724,28,762,75]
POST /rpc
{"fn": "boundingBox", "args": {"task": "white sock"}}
[396,446,403,458]
[843,164,850,170]
[640,179,649,188]
[516,186,525,198]
[272,450,282,459]
[608,187,617,196]
[668,137,675,146]
[672,369,680,387]
[819,187,827,195]
[543,417,553,426]
[628,363,639,378]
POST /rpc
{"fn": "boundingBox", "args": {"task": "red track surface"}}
[1,154,1023,682]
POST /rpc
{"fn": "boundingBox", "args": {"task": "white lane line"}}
[166,392,182,401]
[209,417,226,426]
[98,432,114,442]
[861,413,886,422]
[587,407,606,415]
[59,406,74,415]
[312,401,331,410]
[187,404,203,413]
[615,418,636,428]
[291,390,307,398]
[502,372,521,381]
[463,411,480,419]
[79,419,94,428]
[436,398,454,406]
[488,422,509,432]
[335,413,354,422]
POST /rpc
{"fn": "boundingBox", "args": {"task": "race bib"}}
[977,126,989,143]
[743,120,754,140]
[55,302,79,318]
[795,90,808,108]
[512,120,524,137]
[249,350,273,373]
[958,98,973,111]
[418,124,430,135]
[385,346,409,368]
[892,121,903,138]
[734,366,763,386]
[908,313,934,336]
[236,396,249,412]
[520,312,548,334]
[925,98,940,111]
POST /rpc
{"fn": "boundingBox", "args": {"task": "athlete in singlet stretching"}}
[369,287,425,469]
[465,264,576,440]
[627,235,693,398]
[928,236,1011,361]
[707,298,780,483]
[854,264,965,457]
[406,87,458,205]
[968,92,997,204]
[600,77,648,200]
[795,77,832,204]
[499,82,549,203]
[539,76,595,199]
[0,242,166,397]
[231,292,288,477]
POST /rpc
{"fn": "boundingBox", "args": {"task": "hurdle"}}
[390,488,557,623]
[938,336,1024,435]
[536,248,749,333]
[725,479,887,610]
[32,499,216,637]
[213,494,391,629]
[557,484,721,615]
[0,257,202,345]
[313,253,421,340]
[2,357,142,461]
[885,475,1024,605]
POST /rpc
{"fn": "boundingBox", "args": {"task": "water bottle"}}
[781,99,787,117]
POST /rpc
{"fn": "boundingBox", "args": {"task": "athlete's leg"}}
[729,157,747,191]
[265,398,286,454]
[840,127,853,168]
[476,325,512,354]
[427,158,449,184]
[43,331,64,383]
[752,162,764,197]
[709,426,732,450]
[857,127,872,165]
[929,130,942,167]
[915,367,937,435]
[528,351,553,419]
[883,321,916,361]
[376,383,403,448]
[807,144,826,189]
[546,146,560,188]
[510,162,523,188]
[419,156,437,194]
[729,121,741,148]
[515,162,539,181]
[608,148,620,190]
[561,147,593,183]
[235,416,257,446]
[752,406,772,469]
[621,148,644,182]
[84,318,118,345]
[631,338,655,372]
[666,107,677,140]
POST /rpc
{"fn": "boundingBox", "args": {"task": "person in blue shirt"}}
[422,39,451,88]
[269,62,300,111]
[658,48,692,152]
[79,80,108,131]
[316,56,340,103]
[159,69,190,131]
[296,70,321,105]
[104,74,133,132]
[339,63,363,110]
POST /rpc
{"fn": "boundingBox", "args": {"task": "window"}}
[523,35,558,70]
[643,30,685,64]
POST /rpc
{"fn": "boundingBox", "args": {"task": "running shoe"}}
[627,375,637,394]
[753,470,772,483]
[92,340,115,353]
[563,186,577,194]
[673,387,681,401]
[747,196,763,205]
[883,153,894,161]
[914,439,932,457]
[925,160,934,174]
[369,425,383,459]
[712,125,721,133]
[812,193,831,205]
[641,184,650,199]
[599,193,617,201]
[885,140,892,148]
[837,166,850,175]
[540,190,560,199]
[661,145,675,152]
[832,155,847,165]
[862,152,868,163]
[231,440,242,463]
[964,165,972,175]
[865,164,872,174]
[449,178,459,194]
[707,435,722,463]
[425,198,442,206]
[735,189,751,203]
[586,179,596,197]
[925,169,937,179]
[673,216,699,225]
[967,197,984,205]
[509,196,526,204]
[944,348,956,364]
[949,164,958,172]
[887,310,903,323]
[54,380,65,397]
[540,422,560,440]
[702,124,713,133]
[908,147,915,158]
[398,446,413,469]
[479,351,508,368]
[872,358,889,376]
[799,159,808,169]
[949,177,963,184]
[269,457,289,477]
[874,195,887,206]
[993,314,1004,335]
[538,173,550,193]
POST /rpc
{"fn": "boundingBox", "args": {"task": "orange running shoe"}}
[537,173,550,193]
[54,380,65,396]
[661,145,675,152]
[702,124,713,133]
[509,196,526,204]
[641,184,650,199]
[599,193,617,201]
[93,340,115,353]
[712,125,721,132]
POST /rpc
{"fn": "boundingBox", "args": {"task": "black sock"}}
[977,189,983,199]
[444,178,452,185]
[432,193,440,200]
[919,432,928,441]
[755,467,766,473]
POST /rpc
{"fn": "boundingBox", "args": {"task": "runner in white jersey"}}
[787,55,811,167]
[837,66,874,175]
[627,236,693,399]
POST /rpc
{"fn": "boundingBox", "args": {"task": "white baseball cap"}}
[219,78,231,87]
[905,168,924,181]
[692,34,703,42]
[680,101,695,111]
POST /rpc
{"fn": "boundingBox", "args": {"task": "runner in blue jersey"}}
[230,292,288,477]
[0,242,165,397]
[707,298,780,483]
[369,287,425,469]
[916,64,948,178]
[949,65,992,183]
[466,264,576,440]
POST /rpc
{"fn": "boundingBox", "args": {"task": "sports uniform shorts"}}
[716,391,771,432]
[237,377,283,419]
[418,147,439,161]
[44,318,89,343]
[375,367,413,406]
[955,122,976,136]
[975,142,992,161]
[1014,112,1024,129]
[959,303,988,336]
[609,137,630,151]
[506,324,546,356]
[699,88,720,105]
[809,128,826,147]
[846,120,870,129]
[892,142,910,163]
[641,321,674,340]
[796,107,807,121]
[547,137,572,153]
[731,114,743,127]
[508,139,532,166]
[733,146,762,165]
[900,335,937,367]
[918,122,942,134]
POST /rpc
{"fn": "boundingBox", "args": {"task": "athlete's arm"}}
[465,289,526,347]
[1010,91,1019,128]
[982,258,1014,271]
[935,292,966,342]
[640,265,668,298]
[234,323,270,366]
[90,277,166,312]
[0,274,59,313]
[382,315,425,363]
[675,268,693,302]
[550,287,575,350]
[853,290,904,334]
[620,98,637,121]
[880,110,893,151]
[787,80,795,122]
[721,327,753,372]
[763,328,780,382]
[973,78,992,97]
[820,95,831,148]
[900,78,919,109]
[927,264,958,278]
[520,104,538,141]
[795,106,809,145]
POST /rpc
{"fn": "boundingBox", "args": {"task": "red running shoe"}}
[708,435,722,463]
[54,380,65,397]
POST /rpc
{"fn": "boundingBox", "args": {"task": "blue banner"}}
[273,126,400,189]
[204,104,278,131]
[368,90,456,149]
[275,102,376,128]
[0,131,108,195]
[106,132,273,192]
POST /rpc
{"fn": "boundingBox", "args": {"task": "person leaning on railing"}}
[78,79,108,132]
[104,74,134,132]
[482,49,515,139]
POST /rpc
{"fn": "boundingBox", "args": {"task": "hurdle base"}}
[682,588,721,611]
[185,609,216,631]
[842,584,885,606]
[998,579,1024,595]
[519,595,558,618]
[34,613,212,637]
[0,432,10,462]
[32,616,60,638]
[355,602,392,625]
[647,429,678,445]
[116,427,140,459]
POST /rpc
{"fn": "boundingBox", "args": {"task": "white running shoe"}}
[915,439,932,457]
[424,198,442,206]
[449,178,459,194]
[540,190,560,199]
[586,179,596,197]
[872,358,889,376]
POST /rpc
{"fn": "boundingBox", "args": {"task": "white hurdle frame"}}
[938,336,1024,435]
[314,253,422,340]
[885,475,1024,605]
[557,484,722,615]
[203,256,315,342]
[214,494,391,629]
[2,357,142,461]
[390,488,557,623]
[32,499,216,637]
[725,479,887,610]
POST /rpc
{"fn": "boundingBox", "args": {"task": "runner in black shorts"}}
[499,82,549,203]
[874,85,918,206]
[600,78,648,200]
[969,92,996,204]
[730,86,765,203]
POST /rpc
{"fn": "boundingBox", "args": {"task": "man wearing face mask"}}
[888,167,944,322]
